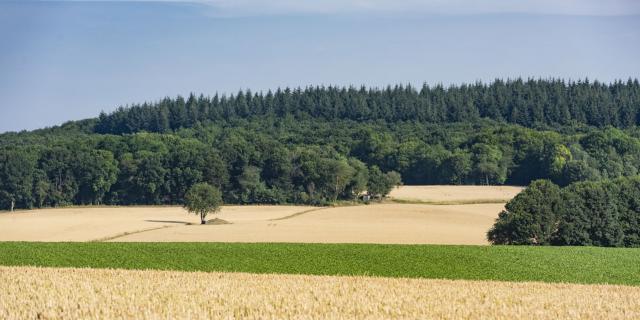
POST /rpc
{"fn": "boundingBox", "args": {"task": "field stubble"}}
[0,188,512,244]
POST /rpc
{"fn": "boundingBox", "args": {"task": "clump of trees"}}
[0,133,403,209]
[488,177,640,247]
[367,166,402,199]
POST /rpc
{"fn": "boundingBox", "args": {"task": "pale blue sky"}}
[1,0,639,132]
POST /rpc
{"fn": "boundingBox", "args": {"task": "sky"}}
[0,1,639,133]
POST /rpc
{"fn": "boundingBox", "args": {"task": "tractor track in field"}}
[91,225,174,242]
[269,207,332,221]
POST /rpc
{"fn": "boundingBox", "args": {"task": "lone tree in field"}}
[184,183,223,225]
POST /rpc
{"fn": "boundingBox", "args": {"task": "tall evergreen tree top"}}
[91,78,640,135]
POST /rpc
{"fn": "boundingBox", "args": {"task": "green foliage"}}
[184,183,223,224]
[489,176,640,247]
[2,79,640,209]
[4,119,640,209]
[0,148,37,209]
[440,150,472,184]
[0,242,639,286]
[75,150,118,205]
[320,157,355,201]
[367,166,402,199]
[556,181,624,247]
[472,143,506,185]
[545,144,572,179]
[343,158,369,200]
[561,160,600,185]
[488,180,562,245]
[93,79,640,133]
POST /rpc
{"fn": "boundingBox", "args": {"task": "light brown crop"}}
[1,266,639,319]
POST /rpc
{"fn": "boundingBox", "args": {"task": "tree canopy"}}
[488,177,640,247]
[92,79,640,135]
[184,183,223,224]
[1,79,639,211]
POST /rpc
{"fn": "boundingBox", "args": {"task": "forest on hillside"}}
[93,78,640,134]
[1,79,640,210]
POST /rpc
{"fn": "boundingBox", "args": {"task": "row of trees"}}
[2,117,640,210]
[0,131,403,210]
[92,78,640,135]
[488,177,640,247]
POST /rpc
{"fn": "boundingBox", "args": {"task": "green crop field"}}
[1,242,639,286]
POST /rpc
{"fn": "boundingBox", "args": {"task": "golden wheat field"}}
[1,266,638,320]
[0,186,520,244]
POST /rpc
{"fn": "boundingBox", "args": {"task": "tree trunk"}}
[10,200,15,212]
[200,212,206,225]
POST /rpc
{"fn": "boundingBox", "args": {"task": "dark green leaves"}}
[184,183,222,223]
[0,242,638,286]
[489,177,640,247]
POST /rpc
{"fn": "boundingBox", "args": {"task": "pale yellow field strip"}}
[0,205,314,242]
[389,185,524,203]
[1,266,638,320]
[115,203,504,244]
[0,186,519,244]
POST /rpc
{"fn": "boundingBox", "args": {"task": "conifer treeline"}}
[95,78,640,135]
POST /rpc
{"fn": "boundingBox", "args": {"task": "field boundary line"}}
[389,198,509,205]
[270,207,333,221]
[90,225,173,242]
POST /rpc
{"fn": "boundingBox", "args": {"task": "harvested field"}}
[0,206,313,242]
[115,203,504,244]
[1,266,639,320]
[389,185,523,203]
[0,204,505,245]
[0,186,519,244]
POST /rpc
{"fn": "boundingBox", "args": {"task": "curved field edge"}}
[388,198,510,205]
[2,266,639,320]
[1,242,639,286]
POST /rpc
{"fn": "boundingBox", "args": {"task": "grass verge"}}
[0,242,638,285]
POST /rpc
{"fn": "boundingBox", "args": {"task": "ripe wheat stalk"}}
[1,266,639,319]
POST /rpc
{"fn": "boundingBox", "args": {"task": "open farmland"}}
[2,184,639,319]
[111,203,504,244]
[0,186,517,244]
[2,242,639,285]
[388,185,523,203]
[0,205,314,242]
[2,266,639,320]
